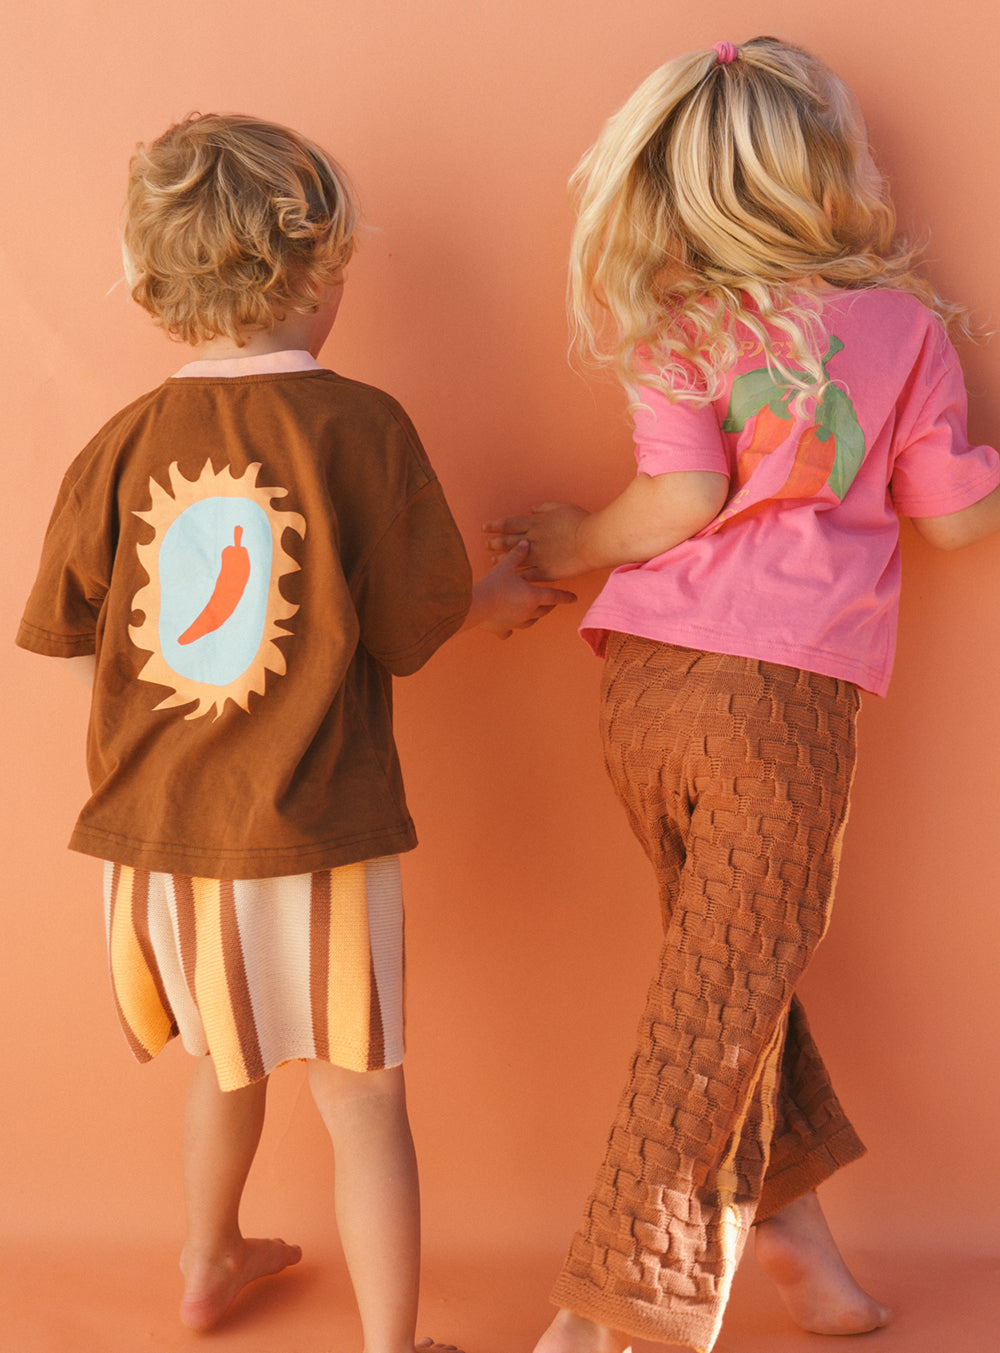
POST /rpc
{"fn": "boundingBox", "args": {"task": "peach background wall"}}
[3,0,999,1346]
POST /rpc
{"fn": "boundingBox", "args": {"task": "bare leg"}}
[533,1310,631,1353]
[179,1056,301,1331]
[755,1190,890,1335]
[308,1062,457,1353]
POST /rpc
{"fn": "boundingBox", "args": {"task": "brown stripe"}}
[130,870,177,1038]
[310,872,332,1062]
[219,880,265,1084]
[367,949,385,1070]
[174,874,199,999]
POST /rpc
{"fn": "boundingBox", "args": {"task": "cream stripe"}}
[191,877,246,1085]
[236,873,317,1071]
[327,862,372,1068]
[106,864,174,1056]
[366,857,404,1065]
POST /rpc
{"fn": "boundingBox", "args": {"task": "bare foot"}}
[179,1236,302,1331]
[755,1192,891,1335]
[416,1342,463,1352]
[533,1309,631,1353]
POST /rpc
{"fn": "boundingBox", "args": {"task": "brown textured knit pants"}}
[551,636,865,1352]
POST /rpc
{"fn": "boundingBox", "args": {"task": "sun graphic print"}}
[130,460,306,720]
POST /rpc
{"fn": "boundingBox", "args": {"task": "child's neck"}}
[194,277,344,361]
[195,304,337,362]
[195,326,314,362]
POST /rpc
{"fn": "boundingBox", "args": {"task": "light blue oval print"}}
[158,497,273,686]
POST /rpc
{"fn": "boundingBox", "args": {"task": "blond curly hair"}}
[124,113,357,346]
[569,36,965,402]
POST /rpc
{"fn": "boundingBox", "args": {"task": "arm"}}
[461,540,577,639]
[62,654,97,687]
[909,482,1000,550]
[484,470,730,581]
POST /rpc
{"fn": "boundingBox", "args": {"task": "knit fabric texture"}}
[104,857,404,1091]
[551,635,864,1351]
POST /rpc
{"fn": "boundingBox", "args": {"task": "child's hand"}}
[484,503,591,581]
[466,540,577,639]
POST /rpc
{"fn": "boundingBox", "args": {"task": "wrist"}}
[572,510,597,571]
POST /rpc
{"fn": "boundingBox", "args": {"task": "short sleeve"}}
[16,472,111,657]
[351,477,472,676]
[890,332,1000,518]
[631,383,730,477]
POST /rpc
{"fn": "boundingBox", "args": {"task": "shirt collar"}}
[170,350,322,379]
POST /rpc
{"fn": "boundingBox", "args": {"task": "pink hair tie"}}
[713,41,739,65]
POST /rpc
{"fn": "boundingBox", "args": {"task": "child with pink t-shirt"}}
[487,36,1000,1353]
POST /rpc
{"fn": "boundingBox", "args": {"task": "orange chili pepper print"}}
[776,425,838,500]
[178,525,252,645]
[721,335,865,512]
[735,404,790,487]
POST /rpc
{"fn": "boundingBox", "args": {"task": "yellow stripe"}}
[191,878,247,1087]
[326,862,372,1069]
[109,865,173,1056]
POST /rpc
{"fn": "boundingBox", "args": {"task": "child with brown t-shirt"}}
[16,112,573,1351]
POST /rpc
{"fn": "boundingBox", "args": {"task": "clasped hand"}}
[483,502,591,581]
[470,538,577,639]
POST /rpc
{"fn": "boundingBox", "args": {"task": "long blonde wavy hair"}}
[569,36,964,402]
[124,113,357,346]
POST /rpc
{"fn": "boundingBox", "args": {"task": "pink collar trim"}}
[171,350,323,379]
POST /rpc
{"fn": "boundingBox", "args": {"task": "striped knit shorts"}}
[103,857,404,1092]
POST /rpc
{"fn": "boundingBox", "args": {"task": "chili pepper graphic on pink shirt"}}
[715,335,865,528]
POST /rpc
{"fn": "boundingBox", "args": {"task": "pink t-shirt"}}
[581,289,1000,695]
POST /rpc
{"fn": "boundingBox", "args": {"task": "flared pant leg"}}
[551,636,865,1352]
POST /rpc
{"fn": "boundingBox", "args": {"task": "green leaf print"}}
[817,384,865,499]
[723,333,864,501]
[722,367,802,433]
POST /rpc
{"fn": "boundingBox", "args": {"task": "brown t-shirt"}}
[17,366,473,878]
